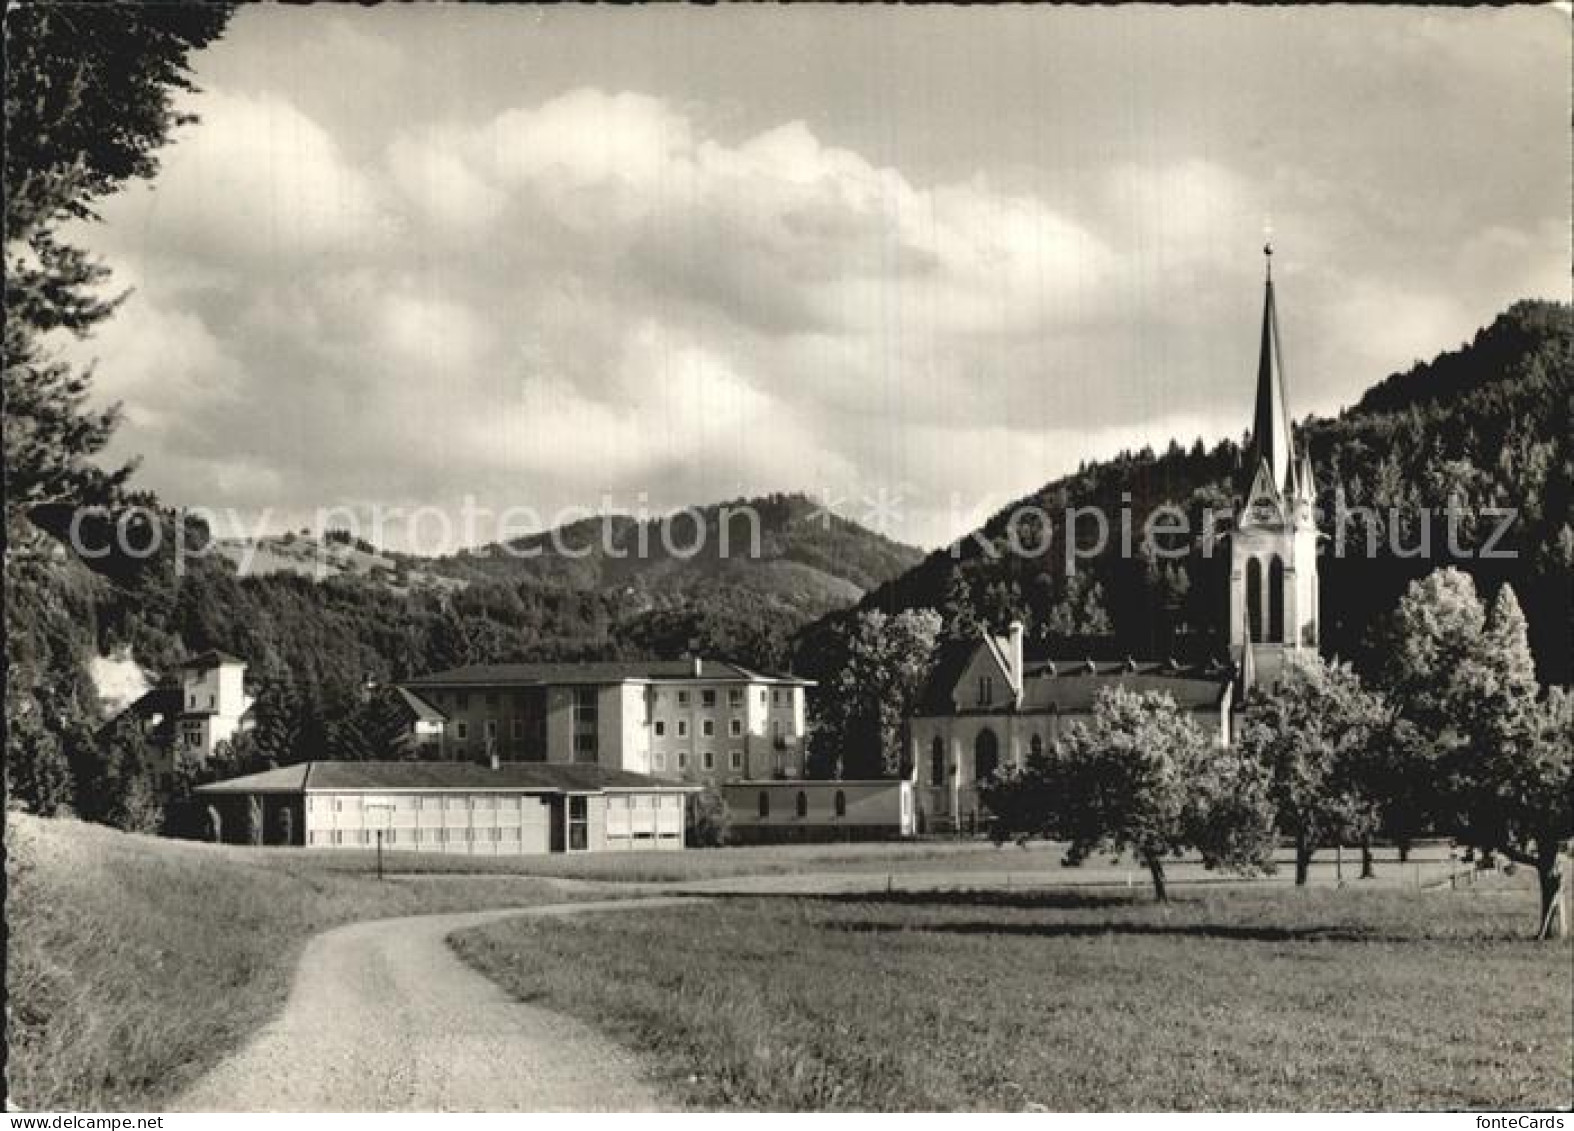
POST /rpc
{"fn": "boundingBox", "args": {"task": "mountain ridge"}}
[791,298,1573,686]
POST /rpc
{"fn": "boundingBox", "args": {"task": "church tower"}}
[1230,245,1319,690]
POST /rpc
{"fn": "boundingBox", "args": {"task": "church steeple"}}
[1249,243,1298,497]
[1229,241,1320,690]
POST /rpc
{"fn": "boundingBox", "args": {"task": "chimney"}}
[692,655,703,677]
[1008,620,1024,691]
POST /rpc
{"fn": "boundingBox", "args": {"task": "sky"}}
[64,5,1571,552]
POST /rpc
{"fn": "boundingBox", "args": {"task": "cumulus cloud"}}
[65,7,1570,552]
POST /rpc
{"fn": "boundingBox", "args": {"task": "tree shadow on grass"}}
[813,917,1376,944]
[727,890,1383,943]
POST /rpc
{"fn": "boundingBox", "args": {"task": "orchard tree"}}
[1387,571,1573,938]
[685,784,732,848]
[984,688,1276,901]
[811,608,942,779]
[1239,654,1390,885]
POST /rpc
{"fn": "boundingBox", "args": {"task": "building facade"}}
[723,779,915,844]
[193,761,696,855]
[398,657,813,783]
[114,650,256,783]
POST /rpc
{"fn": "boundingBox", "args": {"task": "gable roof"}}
[193,764,311,793]
[194,760,697,795]
[108,685,185,742]
[914,639,983,715]
[404,659,812,688]
[1019,661,1230,712]
[982,633,1019,691]
[915,648,1232,717]
[393,686,446,723]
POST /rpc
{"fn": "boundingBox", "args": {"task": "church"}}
[909,248,1321,832]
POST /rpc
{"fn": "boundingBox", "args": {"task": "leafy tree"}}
[1386,572,1573,937]
[1239,654,1389,884]
[4,4,233,532]
[983,688,1275,901]
[80,715,159,829]
[939,571,980,642]
[685,783,732,848]
[113,767,165,835]
[811,608,942,779]
[5,693,73,815]
[248,680,303,765]
[329,685,419,760]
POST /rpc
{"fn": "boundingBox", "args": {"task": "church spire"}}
[1249,243,1298,496]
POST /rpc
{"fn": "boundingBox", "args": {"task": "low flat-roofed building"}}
[193,760,698,854]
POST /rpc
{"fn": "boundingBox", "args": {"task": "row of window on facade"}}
[654,717,750,738]
[308,793,680,813]
[307,824,679,846]
[445,715,789,744]
[431,686,794,712]
[758,790,849,819]
[651,749,752,773]
[925,729,1033,787]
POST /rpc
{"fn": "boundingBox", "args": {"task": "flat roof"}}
[724,779,905,787]
[403,659,813,689]
[196,761,700,795]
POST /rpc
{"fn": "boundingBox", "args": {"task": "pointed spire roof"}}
[1249,244,1298,497]
[1298,449,1317,502]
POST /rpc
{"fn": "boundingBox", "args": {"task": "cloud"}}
[66,33,1570,551]
[107,89,394,274]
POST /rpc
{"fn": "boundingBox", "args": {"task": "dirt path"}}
[175,897,699,1112]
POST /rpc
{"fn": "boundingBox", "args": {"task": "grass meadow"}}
[3,814,604,1110]
[453,882,1574,1111]
[257,836,1021,882]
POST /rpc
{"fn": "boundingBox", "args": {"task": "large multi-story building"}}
[398,658,813,782]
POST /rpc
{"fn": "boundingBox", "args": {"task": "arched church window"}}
[975,729,1000,782]
[834,790,847,818]
[758,791,770,819]
[931,736,946,786]
[1268,556,1286,644]
[1029,733,1044,759]
[1246,557,1264,643]
[795,791,808,818]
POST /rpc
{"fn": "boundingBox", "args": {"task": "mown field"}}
[3,814,605,1110]
[251,836,1456,886]
[256,837,1017,882]
[454,882,1574,1111]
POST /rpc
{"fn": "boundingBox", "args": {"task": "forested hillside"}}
[5,492,918,817]
[794,300,1573,689]
[429,493,920,600]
